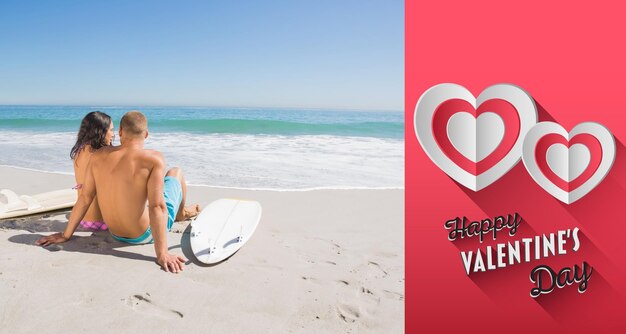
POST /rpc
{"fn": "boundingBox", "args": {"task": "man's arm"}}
[147,154,186,273]
[36,160,97,246]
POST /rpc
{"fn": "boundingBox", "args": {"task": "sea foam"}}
[0,131,403,189]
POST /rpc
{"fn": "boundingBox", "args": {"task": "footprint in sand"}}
[359,286,381,305]
[382,290,404,301]
[124,294,184,319]
[309,237,342,255]
[367,261,389,277]
[336,304,360,323]
[328,241,342,255]
[333,283,381,324]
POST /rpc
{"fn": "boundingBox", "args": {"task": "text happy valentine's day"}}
[444,213,592,298]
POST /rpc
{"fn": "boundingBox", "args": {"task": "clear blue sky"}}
[0,1,403,110]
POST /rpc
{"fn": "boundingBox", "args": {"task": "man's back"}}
[91,145,163,238]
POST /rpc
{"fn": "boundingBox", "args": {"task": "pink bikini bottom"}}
[80,221,108,231]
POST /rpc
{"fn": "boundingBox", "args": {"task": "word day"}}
[529,262,592,298]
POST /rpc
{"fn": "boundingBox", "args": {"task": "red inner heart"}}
[432,98,521,176]
[534,133,602,192]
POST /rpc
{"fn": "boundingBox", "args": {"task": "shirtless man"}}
[36,111,200,273]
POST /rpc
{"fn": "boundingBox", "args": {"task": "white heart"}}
[414,83,538,191]
[522,122,615,204]
[448,112,505,163]
[546,144,590,182]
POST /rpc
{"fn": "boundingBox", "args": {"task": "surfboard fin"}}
[206,238,216,255]
[20,195,42,210]
[236,224,244,243]
[0,189,34,213]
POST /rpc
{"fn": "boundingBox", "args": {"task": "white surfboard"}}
[0,188,77,220]
[190,198,262,264]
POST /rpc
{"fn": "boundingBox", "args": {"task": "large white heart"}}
[414,83,538,191]
[522,122,615,204]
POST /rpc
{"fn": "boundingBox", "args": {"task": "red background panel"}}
[406,1,626,333]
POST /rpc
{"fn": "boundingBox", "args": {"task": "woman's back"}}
[74,145,105,228]
[70,111,114,230]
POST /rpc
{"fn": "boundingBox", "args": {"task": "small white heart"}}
[522,121,615,204]
[546,144,590,182]
[447,112,505,163]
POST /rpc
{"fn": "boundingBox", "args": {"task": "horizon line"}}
[0,103,402,113]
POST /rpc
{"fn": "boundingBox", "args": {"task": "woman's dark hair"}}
[70,111,112,160]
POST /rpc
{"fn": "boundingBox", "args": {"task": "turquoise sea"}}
[0,106,404,189]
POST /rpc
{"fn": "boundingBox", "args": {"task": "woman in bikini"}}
[70,111,115,230]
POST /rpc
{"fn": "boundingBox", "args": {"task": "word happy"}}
[444,213,522,243]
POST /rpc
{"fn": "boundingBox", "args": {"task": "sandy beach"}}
[0,165,404,333]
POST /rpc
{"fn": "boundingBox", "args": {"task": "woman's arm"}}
[36,160,97,246]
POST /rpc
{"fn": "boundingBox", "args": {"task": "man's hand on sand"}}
[157,253,187,273]
[36,232,69,247]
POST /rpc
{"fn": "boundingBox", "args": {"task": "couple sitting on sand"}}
[36,111,200,274]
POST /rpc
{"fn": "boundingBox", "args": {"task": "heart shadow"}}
[454,101,625,326]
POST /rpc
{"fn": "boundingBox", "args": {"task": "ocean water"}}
[0,106,404,189]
